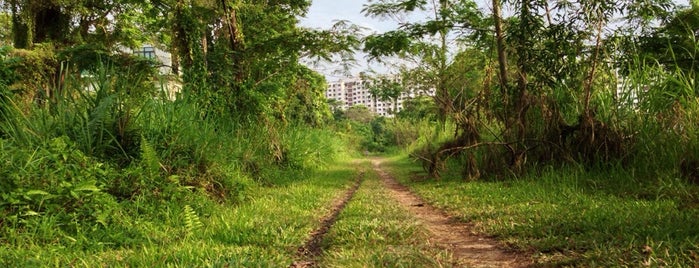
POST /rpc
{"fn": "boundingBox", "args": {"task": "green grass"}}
[0,159,359,267]
[381,155,699,266]
[0,62,361,267]
[318,160,456,267]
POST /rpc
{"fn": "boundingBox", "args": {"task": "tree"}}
[345,105,374,123]
[1,0,156,49]
[362,0,485,124]
[362,0,488,177]
[278,65,332,126]
[482,0,682,170]
[637,1,699,94]
[130,0,362,120]
[397,95,437,121]
[0,11,10,46]
[364,0,681,176]
[0,0,361,127]
[491,0,507,96]
[368,75,404,115]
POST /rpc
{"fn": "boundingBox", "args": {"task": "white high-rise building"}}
[325,75,435,117]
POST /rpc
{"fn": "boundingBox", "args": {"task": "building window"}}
[134,46,156,59]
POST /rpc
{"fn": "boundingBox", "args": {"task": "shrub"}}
[0,137,118,234]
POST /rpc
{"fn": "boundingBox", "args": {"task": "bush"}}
[0,137,118,234]
[4,44,57,101]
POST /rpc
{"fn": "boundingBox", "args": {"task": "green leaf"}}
[25,190,51,196]
[21,210,40,216]
[72,180,101,192]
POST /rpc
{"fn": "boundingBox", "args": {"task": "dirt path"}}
[372,159,530,268]
[289,171,364,268]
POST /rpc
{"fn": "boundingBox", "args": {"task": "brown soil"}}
[372,159,531,268]
[289,172,364,268]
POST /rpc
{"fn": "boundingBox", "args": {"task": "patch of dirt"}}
[289,172,364,268]
[372,159,531,268]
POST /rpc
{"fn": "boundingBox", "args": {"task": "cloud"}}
[299,0,398,33]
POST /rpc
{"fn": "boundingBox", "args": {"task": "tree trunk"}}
[222,0,245,83]
[584,19,604,119]
[511,0,532,173]
[172,1,192,70]
[32,2,70,45]
[170,36,180,75]
[492,0,508,94]
[434,0,451,125]
[11,1,30,49]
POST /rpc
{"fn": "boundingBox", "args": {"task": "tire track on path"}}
[372,158,531,268]
[289,171,364,268]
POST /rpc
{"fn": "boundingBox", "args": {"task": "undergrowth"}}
[0,60,349,265]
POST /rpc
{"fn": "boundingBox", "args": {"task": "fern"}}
[183,205,203,237]
[139,136,160,176]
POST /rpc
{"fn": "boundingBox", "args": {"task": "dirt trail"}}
[372,159,530,268]
[290,172,364,268]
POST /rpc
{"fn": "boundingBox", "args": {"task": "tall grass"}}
[0,62,149,164]
[0,61,349,265]
[617,45,699,180]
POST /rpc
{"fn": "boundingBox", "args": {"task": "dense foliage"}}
[362,0,699,182]
[0,0,360,263]
[355,1,699,264]
[0,0,698,265]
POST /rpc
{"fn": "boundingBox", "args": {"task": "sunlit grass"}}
[382,155,699,266]
[318,160,456,267]
[0,159,358,267]
[0,60,366,267]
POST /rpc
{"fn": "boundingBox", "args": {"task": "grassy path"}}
[316,159,455,267]
[313,158,529,267]
[371,158,529,267]
[380,155,699,266]
[291,170,365,267]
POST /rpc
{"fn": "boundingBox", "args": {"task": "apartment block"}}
[325,75,435,117]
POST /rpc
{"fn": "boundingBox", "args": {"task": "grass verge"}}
[317,159,456,267]
[381,155,699,267]
[0,159,358,267]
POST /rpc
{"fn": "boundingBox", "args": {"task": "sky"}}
[299,0,692,33]
[298,0,411,80]
[299,0,399,34]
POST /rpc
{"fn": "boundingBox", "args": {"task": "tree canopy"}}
[361,0,699,178]
[0,0,364,125]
